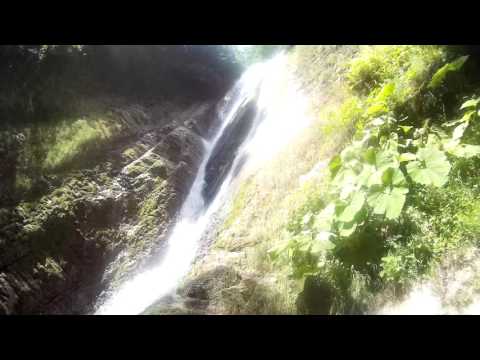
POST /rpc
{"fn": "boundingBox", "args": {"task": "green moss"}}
[35,257,65,279]
[222,178,253,230]
[15,173,33,194]
[42,116,122,172]
[149,160,168,178]
[124,161,147,177]
[125,155,168,179]
[17,175,100,241]
[136,179,169,236]
[122,147,139,160]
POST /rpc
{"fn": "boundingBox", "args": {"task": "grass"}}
[12,98,154,199]
[42,116,122,172]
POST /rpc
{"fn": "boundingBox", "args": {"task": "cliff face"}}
[0,45,239,315]
[0,98,221,314]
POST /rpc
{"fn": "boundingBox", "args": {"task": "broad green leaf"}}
[461,110,476,123]
[366,84,396,117]
[357,164,376,186]
[399,152,417,162]
[335,168,356,186]
[313,204,335,232]
[363,148,376,165]
[338,221,357,237]
[377,83,395,101]
[406,161,431,185]
[385,187,408,220]
[399,125,413,134]
[460,98,480,110]
[367,169,384,187]
[367,103,388,117]
[420,146,451,187]
[311,233,335,254]
[338,192,365,222]
[443,138,460,153]
[387,140,399,155]
[428,55,469,89]
[376,149,399,171]
[340,146,357,163]
[367,187,408,219]
[367,190,389,215]
[339,179,357,200]
[443,118,465,128]
[392,168,407,186]
[448,144,480,158]
[382,168,405,185]
[452,122,468,141]
[382,167,394,186]
[406,146,451,187]
[329,155,341,178]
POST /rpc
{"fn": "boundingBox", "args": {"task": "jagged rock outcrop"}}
[0,98,220,314]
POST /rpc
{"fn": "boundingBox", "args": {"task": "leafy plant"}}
[275,85,480,282]
[428,55,469,89]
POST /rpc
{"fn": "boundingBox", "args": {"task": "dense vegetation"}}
[0,45,242,206]
[202,45,480,315]
[0,45,241,126]
[267,45,480,313]
[4,44,480,314]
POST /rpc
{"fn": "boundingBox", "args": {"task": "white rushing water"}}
[95,53,311,315]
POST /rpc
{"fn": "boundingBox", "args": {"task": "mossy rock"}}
[124,162,148,178]
[179,266,242,301]
[122,147,140,161]
[149,160,168,178]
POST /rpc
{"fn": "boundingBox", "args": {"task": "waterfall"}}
[95,53,311,315]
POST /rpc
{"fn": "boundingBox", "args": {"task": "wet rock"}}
[184,102,219,139]
[176,266,243,314]
[202,100,258,203]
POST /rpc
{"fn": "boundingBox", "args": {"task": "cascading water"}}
[95,53,311,315]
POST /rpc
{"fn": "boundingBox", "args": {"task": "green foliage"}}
[406,145,451,187]
[42,117,120,172]
[223,178,253,229]
[428,55,469,89]
[347,46,445,95]
[0,45,241,125]
[274,46,480,312]
[136,179,169,237]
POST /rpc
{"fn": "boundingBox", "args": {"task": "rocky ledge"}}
[0,97,220,314]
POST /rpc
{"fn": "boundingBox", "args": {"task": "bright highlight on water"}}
[95,54,311,315]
